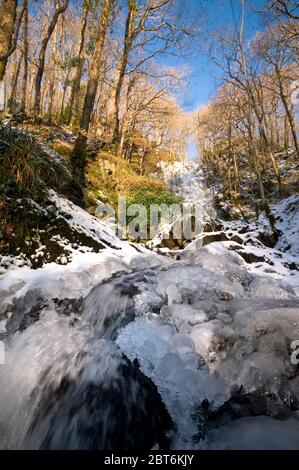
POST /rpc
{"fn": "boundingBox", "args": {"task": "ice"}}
[234,352,286,392]
[198,303,299,394]
[160,161,214,213]
[249,276,296,299]
[233,306,299,342]
[289,377,299,404]
[190,320,224,361]
[170,333,196,355]
[0,247,166,323]
[156,266,244,305]
[200,416,299,450]
[181,243,251,286]
[156,324,177,341]
[116,318,229,448]
[161,304,208,326]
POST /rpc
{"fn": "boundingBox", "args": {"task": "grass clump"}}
[0,126,41,196]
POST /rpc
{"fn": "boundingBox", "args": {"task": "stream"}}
[0,163,299,450]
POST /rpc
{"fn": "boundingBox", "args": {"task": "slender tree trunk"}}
[20,0,28,114]
[117,122,127,158]
[233,150,239,190]
[239,0,275,226]
[252,80,283,191]
[117,77,135,158]
[7,52,21,112]
[269,114,275,147]
[71,0,113,203]
[274,111,280,149]
[33,0,69,120]
[248,120,269,213]
[67,0,89,126]
[47,23,59,123]
[60,71,71,122]
[284,114,290,156]
[140,148,148,174]
[256,113,282,191]
[111,2,136,142]
[276,68,299,159]
[0,0,17,81]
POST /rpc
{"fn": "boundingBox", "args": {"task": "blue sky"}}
[170,0,267,111]
[167,0,268,159]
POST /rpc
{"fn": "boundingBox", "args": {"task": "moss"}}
[126,185,180,209]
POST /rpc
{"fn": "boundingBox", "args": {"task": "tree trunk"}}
[67,0,89,126]
[111,1,136,142]
[246,112,267,211]
[250,85,283,192]
[284,114,290,156]
[7,52,21,113]
[256,113,283,191]
[60,71,71,122]
[0,0,17,81]
[20,0,28,114]
[71,0,113,204]
[33,0,69,120]
[276,68,299,159]
[47,23,59,123]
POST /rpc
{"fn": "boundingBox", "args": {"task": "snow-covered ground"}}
[0,162,299,450]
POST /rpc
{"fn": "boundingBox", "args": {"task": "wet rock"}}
[27,355,173,450]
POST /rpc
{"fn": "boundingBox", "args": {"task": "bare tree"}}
[268,0,299,19]
[20,0,28,114]
[109,0,190,144]
[255,23,299,158]
[67,0,90,125]
[33,0,69,120]
[71,0,114,201]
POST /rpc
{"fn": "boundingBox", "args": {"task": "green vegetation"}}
[85,150,181,237]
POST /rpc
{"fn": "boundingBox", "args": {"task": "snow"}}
[48,189,122,249]
[249,276,297,299]
[273,195,299,257]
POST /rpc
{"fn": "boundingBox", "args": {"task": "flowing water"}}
[0,269,175,450]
